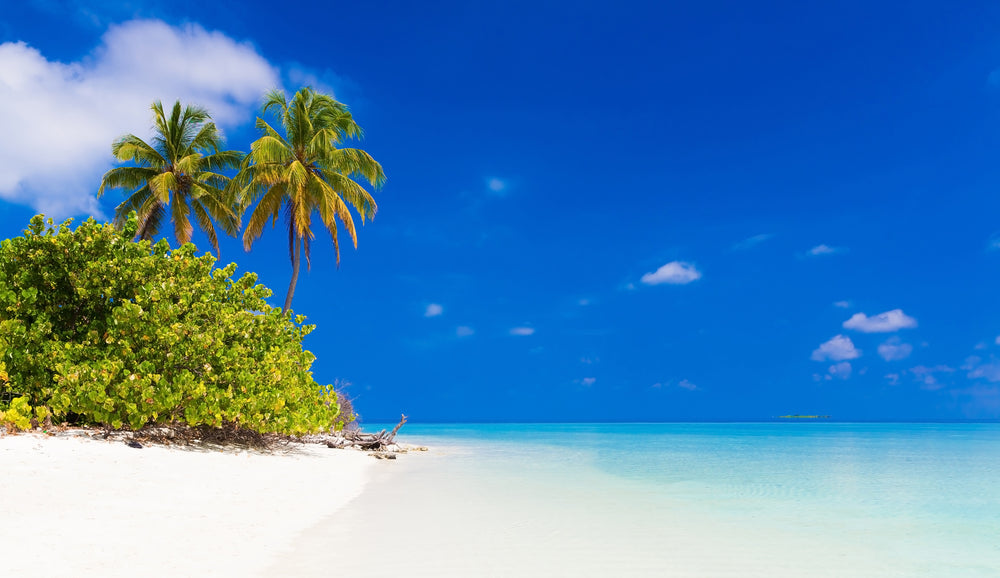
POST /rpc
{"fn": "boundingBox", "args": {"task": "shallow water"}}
[276,423,1000,577]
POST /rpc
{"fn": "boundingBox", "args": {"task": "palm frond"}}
[202,150,243,173]
[326,148,386,189]
[112,184,153,228]
[318,167,379,222]
[171,195,194,245]
[191,200,220,256]
[242,186,286,250]
[99,166,160,198]
[110,135,166,168]
[135,197,167,241]
[191,182,239,237]
[312,175,357,250]
[148,171,178,204]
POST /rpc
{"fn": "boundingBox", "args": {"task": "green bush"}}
[0,214,343,435]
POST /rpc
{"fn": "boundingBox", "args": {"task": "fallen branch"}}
[319,414,409,453]
[388,414,407,442]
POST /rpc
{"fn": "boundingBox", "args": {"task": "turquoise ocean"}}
[282,423,1000,577]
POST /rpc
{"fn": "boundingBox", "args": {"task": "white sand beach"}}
[0,431,374,577]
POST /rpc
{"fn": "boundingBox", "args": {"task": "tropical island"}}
[0,86,416,574]
[0,88,402,452]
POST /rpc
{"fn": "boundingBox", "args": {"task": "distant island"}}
[778,415,831,419]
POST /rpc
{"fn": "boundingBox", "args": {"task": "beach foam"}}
[0,431,374,576]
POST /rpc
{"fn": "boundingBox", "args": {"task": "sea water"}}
[277,423,1000,577]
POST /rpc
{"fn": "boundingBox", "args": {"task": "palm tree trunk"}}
[283,236,300,314]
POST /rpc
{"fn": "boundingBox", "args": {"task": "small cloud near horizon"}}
[641,261,702,285]
[964,355,1000,383]
[833,300,852,309]
[843,309,917,333]
[806,244,846,257]
[424,303,443,317]
[581,377,596,386]
[510,326,535,336]
[652,379,700,391]
[812,334,861,362]
[910,365,956,390]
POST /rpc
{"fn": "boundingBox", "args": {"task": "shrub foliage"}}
[0,215,342,434]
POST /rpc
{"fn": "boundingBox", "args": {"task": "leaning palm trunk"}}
[285,236,302,314]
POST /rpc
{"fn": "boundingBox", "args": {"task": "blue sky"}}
[3,1,1000,421]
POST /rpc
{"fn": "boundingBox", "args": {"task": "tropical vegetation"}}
[0,215,349,434]
[97,100,242,256]
[231,87,385,312]
[0,86,381,435]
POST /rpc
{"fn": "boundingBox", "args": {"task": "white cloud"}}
[807,244,844,256]
[833,300,852,309]
[641,261,702,285]
[811,334,861,362]
[843,309,917,333]
[678,379,699,391]
[486,177,506,194]
[581,377,596,386]
[878,338,913,362]
[651,379,700,391]
[964,356,1000,383]
[995,335,1000,346]
[424,303,443,317]
[828,362,853,380]
[910,365,955,390]
[456,326,474,337]
[510,326,535,336]
[0,19,279,218]
[886,373,900,386]
[732,233,773,251]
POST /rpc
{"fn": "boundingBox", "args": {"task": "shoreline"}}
[0,430,378,576]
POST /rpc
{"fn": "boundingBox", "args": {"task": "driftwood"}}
[324,413,407,453]
[98,414,416,457]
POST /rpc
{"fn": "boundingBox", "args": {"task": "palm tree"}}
[98,100,242,256]
[233,87,385,313]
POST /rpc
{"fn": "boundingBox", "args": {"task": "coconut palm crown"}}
[98,100,242,256]
[232,87,385,313]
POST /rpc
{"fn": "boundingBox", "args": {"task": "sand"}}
[0,431,374,576]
